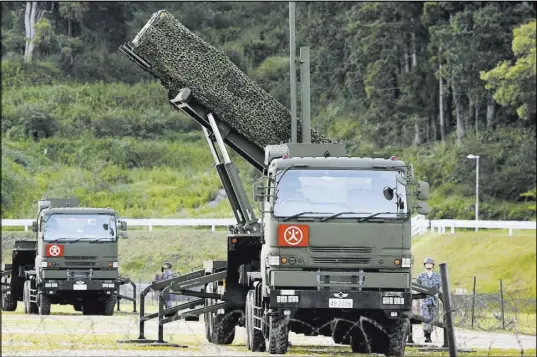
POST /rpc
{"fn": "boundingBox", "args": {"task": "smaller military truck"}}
[1,198,128,315]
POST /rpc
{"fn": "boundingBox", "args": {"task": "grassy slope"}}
[3,229,535,298]
[412,230,536,297]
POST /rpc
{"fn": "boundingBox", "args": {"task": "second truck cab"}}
[30,198,128,315]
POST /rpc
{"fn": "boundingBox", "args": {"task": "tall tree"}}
[24,1,46,63]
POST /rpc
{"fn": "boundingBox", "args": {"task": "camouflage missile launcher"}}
[119,9,431,356]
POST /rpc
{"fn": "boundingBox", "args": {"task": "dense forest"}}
[1,2,536,220]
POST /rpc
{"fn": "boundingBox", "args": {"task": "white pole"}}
[475,156,479,232]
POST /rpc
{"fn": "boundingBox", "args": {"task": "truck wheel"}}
[246,290,265,352]
[82,303,96,315]
[265,313,290,355]
[39,294,51,315]
[332,319,351,345]
[211,313,236,345]
[383,318,410,357]
[103,295,117,316]
[2,293,17,311]
[73,303,82,312]
[349,327,371,353]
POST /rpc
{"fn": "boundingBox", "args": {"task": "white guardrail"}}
[2,216,535,236]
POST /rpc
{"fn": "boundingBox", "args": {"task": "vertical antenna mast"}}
[300,46,311,144]
[289,2,297,144]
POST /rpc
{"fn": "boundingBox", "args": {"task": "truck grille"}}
[65,261,97,267]
[312,257,371,264]
[309,247,373,254]
[64,256,97,267]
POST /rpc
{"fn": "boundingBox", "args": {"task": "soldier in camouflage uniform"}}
[156,262,174,308]
[416,257,441,343]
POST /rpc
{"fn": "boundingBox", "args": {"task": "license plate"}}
[328,298,353,308]
[73,284,87,290]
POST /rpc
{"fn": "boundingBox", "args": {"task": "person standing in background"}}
[416,257,441,343]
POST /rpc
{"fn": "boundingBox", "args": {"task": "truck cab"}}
[255,143,430,354]
[29,198,128,315]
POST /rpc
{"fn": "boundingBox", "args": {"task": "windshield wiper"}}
[357,212,407,222]
[281,211,326,222]
[89,237,114,243]
[320,211,368,222]
[47,238,83,243]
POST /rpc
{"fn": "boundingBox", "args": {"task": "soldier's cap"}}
[163,262,172,269]
[424,257,435,265]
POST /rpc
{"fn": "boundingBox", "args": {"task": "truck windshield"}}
[273,169,407,219]
[43,214,117,242]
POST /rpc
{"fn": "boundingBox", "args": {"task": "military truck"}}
[118,10,430,356]
[1,198,128,315]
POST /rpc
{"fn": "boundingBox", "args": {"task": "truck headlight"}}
[402,258,412,268]
[268,255,280,266]
[112,262,118,268]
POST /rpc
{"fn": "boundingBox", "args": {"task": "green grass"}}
[412,230,537,297]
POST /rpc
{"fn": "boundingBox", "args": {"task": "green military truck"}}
[1,198,128,315]
[119,10,430,357]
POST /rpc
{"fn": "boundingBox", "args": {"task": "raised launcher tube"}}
[119,44,265,173]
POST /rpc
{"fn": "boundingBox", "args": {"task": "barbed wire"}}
[2,279,535,356]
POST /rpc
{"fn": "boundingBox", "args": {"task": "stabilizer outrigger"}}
[117,261,229,347]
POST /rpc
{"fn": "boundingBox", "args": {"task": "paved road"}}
[1,313,535,356]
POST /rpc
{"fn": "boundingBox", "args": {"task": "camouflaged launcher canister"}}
[129,10,333,150]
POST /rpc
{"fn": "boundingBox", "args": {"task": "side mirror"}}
[119,221,127,231]
[415,201,431,215]
[32,221,38,233]
[253,182,264,202]
[416,181,430,201]
[383,187,394,201]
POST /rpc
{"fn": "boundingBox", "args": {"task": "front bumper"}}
[42,279,117,292]
[269,289,412,312]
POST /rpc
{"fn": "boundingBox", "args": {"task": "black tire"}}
[349,326,372,354]
[332,319,351,345]
[103,295,117,316]
[38,294,51,315]
[384,318,410,357]
[247,290,265,352]
[211,313,236,345]
[2,292,17,311]
[73,303,82,312]
[266,313,289,355]
[82,302,97,315]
